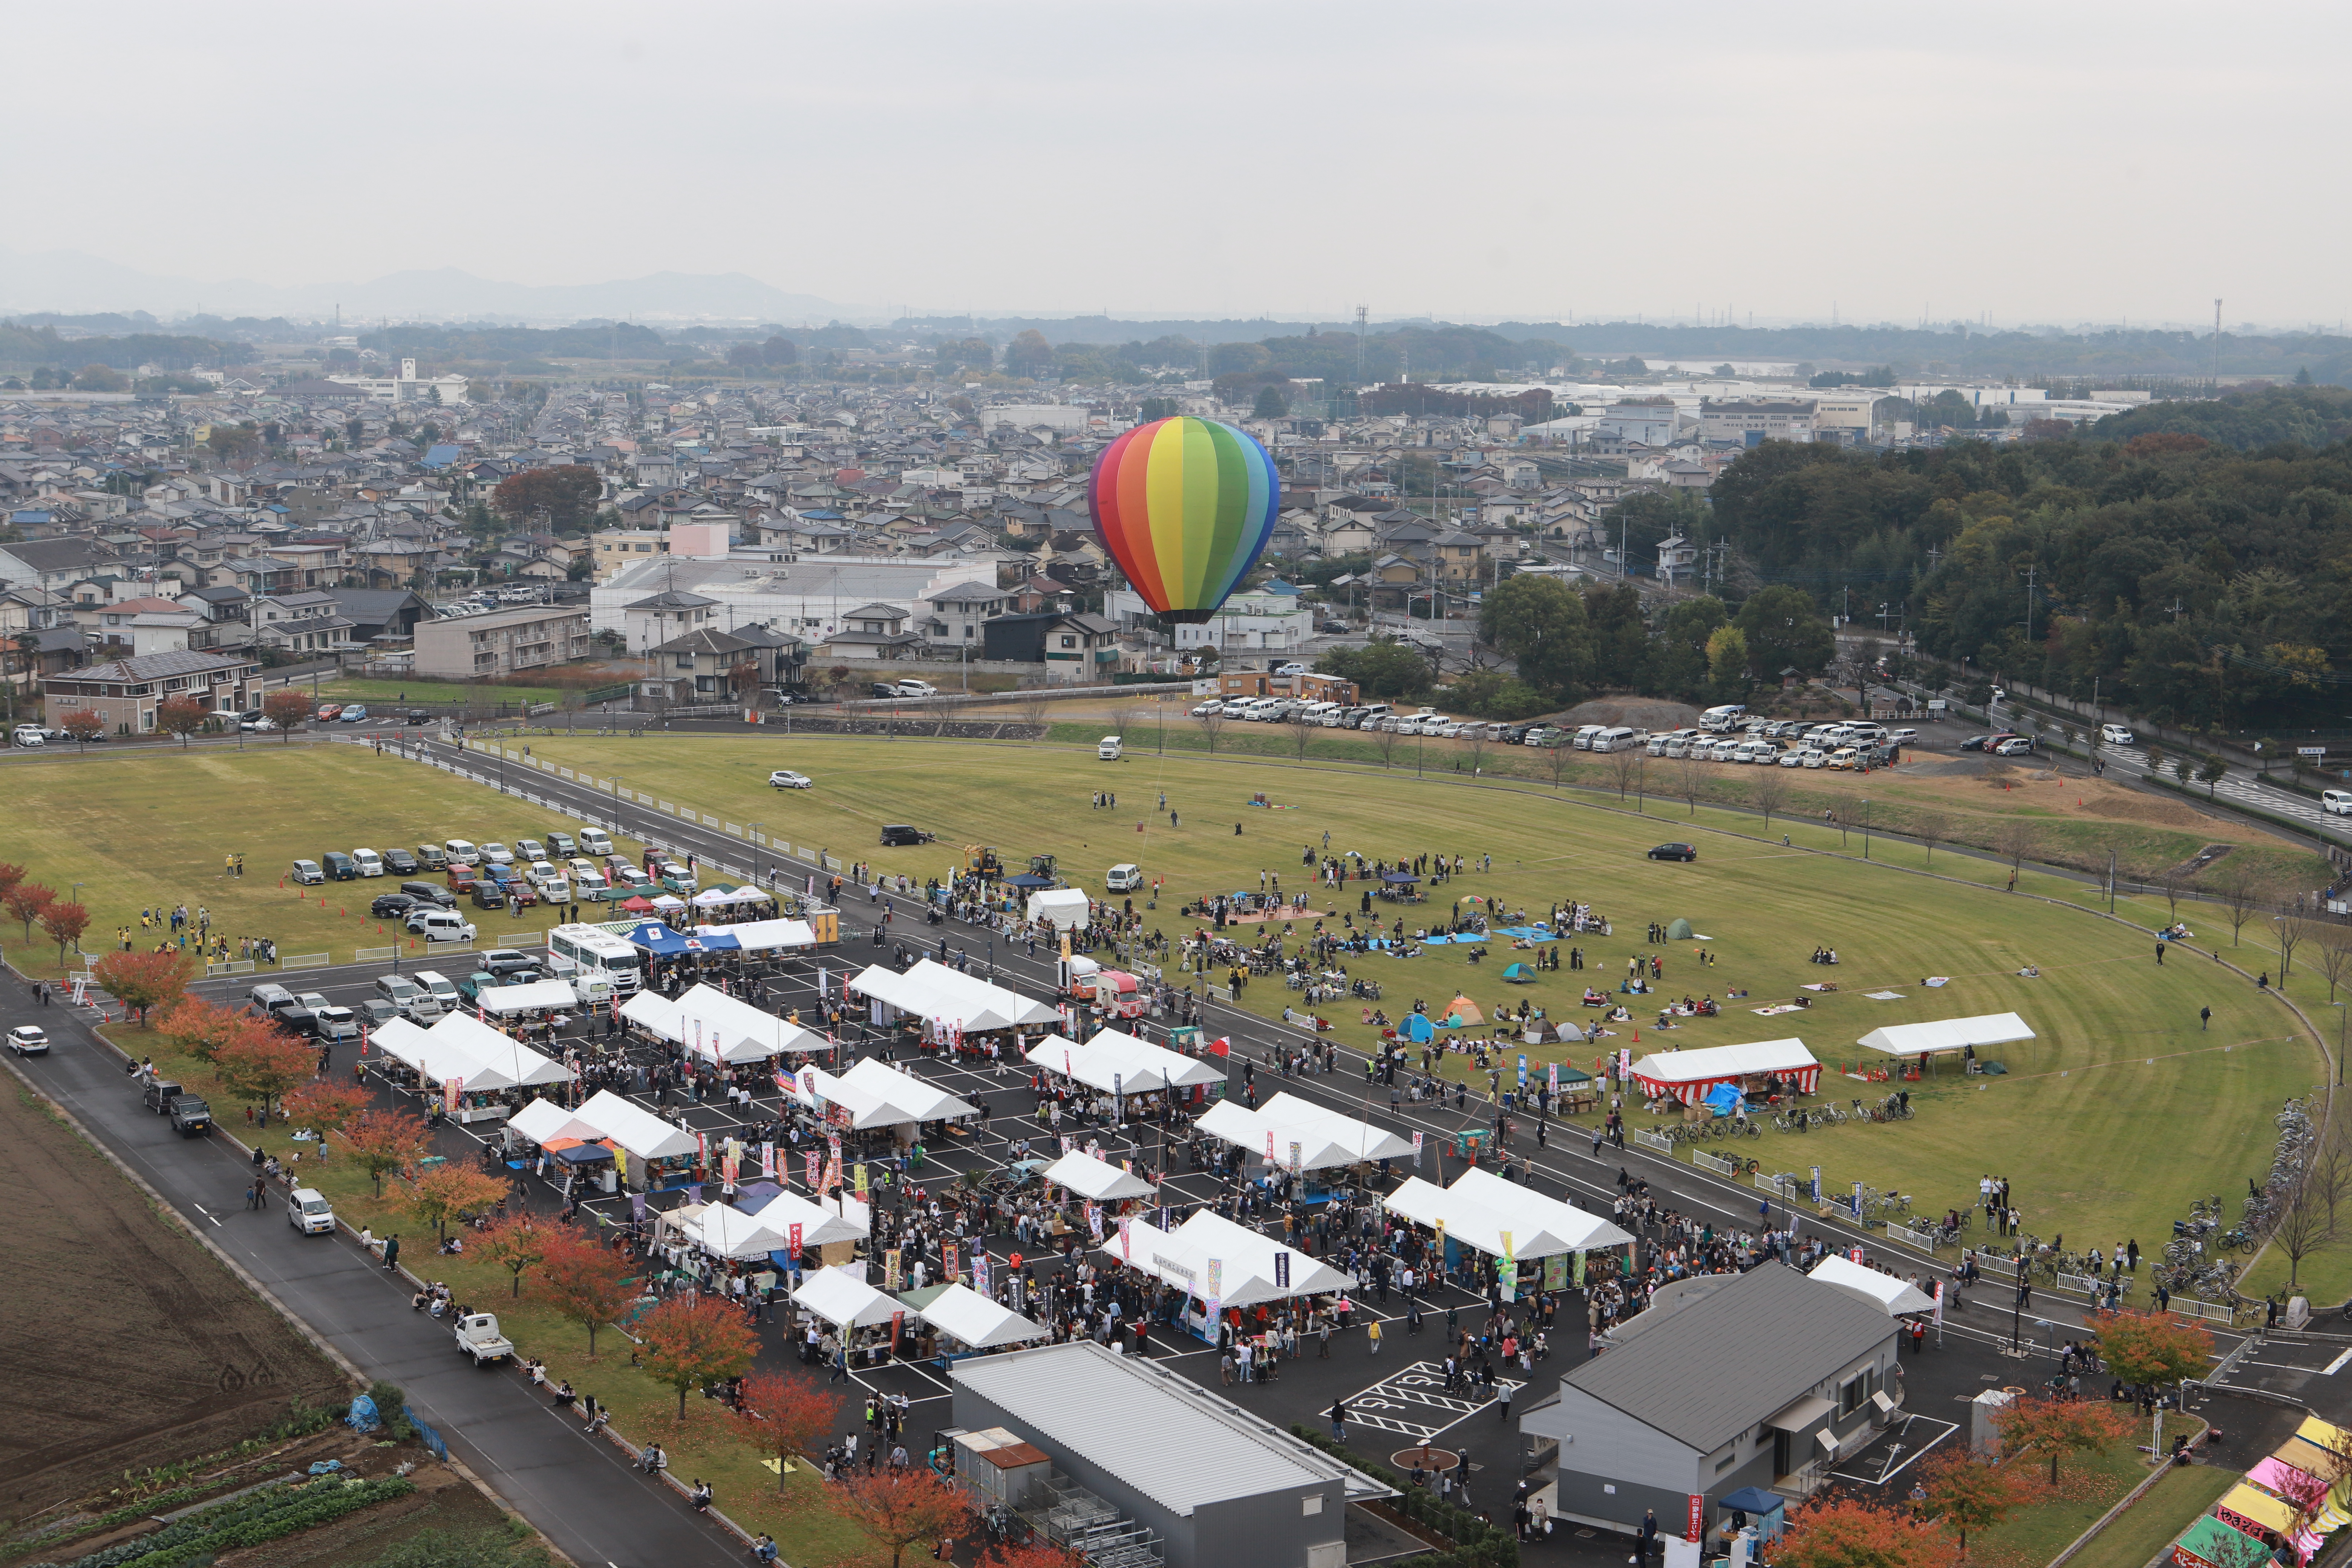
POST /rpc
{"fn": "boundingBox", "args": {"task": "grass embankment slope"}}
[524,732,2331,1267]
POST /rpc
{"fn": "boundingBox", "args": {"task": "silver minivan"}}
[1570,724,1608,750]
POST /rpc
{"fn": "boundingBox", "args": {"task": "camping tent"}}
[1043,1150,1156,1202]
[1025,888,1092,930]
[1629,1038,1819,1102]
[1502,964,1536,983]
[792,1265,900,1329]
[1666,917,1694,940]
[1857,1013,2035,1058]
[1384,1168,1633,1260]
[1807,1255,1937,1315]
[912,1282,1048,1349]
[1444,995,1483,1025]
[1117,1210,1350,1307]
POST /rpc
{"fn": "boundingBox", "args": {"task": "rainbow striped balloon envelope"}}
[1088,415,1279,624]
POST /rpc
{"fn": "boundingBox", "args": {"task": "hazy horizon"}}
[17,1,2349,329]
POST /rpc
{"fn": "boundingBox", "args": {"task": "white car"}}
[479,842,514,865]
[1190,700,1224,717]
[1800,749,1830,769]
[1888,728,1919,746]
[769,769,813,789]
[6,1024,47,1056]
[2101,723,2135,746]
[287,1187,336,1235]
[1775,749,1808,768]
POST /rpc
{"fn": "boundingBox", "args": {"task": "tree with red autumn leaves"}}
[532,1231,638,1357]
[1778,1494,1960,1568]
[5,880,53,944]
[401,1162,510,1241]
[342,1106,430,1195]
[38,899,89,966]
[1914,1448,2032,1554]
[830,1469,974,1568]
[93,948,198,1024]
[155,694,212,747]
[283,1079,370,1141]
[728,1370,845,1496]
[1996,1395,2135,1487]
[214,1027,315,1121]
[980,1542,1086,1568]
[476,1211,559,1298]
[638,1293,760,1419]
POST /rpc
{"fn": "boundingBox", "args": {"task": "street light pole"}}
[2011,1256,2027,1352]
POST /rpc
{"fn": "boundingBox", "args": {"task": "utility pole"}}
[1355,305,1368,387]
[2212,299,2223,391]
[2019,564,2039,642]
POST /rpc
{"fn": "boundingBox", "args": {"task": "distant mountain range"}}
[0,248,856,325]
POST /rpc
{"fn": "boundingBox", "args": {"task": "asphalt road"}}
[1,985,744,1568]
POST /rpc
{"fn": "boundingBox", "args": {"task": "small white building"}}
[1103,588,1313,653]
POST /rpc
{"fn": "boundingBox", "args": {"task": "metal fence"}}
[2168,1297,2237,1324]
[1633,1128,1674,1154]
[1692,1149,1737,1176]
[1885,1222,1939,1253]
[279,951,330,971]
[204,958,257,977]
[353,945,396,963]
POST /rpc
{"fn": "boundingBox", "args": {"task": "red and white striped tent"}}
[1629,1038,1819,1103]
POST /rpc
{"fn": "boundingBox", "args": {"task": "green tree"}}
[1735,584,1836,678]
[1003,331,1055,378]
[1251,383,1290,418]
[936,338,991,372]
[1478,575,1594,702]
[1447,670,1551,720]
[1706,624,1752,698]
[491,467,604,531]
[1582,582,1649,688]
[1315,640,1433,702]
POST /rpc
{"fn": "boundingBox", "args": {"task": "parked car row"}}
[868,678,937,698]
[1635,717,1917,770]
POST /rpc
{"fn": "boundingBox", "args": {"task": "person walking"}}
[1329,1398,1348,1444]
[383,1233,401,1272]
[2200,1006,2211,1031]
[1368,1318,1383,1356]
[1640,1507,1659,1565]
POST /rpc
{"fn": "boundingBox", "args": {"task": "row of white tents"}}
[785,1056,979,1130]
[1629,1014,2035,1102]
[620,982,829,1063]
[1196,1090,1417,1171]
[374,1014,574,1095]
[848,958,1063,1035]
[1024,1028,1224,1097]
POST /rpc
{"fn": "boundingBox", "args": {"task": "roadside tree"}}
[214,1027,315,1122]
[476,1211,559,1298]
[830,1470,975,1568]
[342,1106,430,1195]
[401,1162,510,1241]
[93,948,197,1022]
[60,710,106,750]
[262,689,312,739]
[38,899,89,966]
[156,695,211,747]
[5,879,54,942]
[639,1294,760,1418]
[533,1231,637,1357]
[729,1370,846,1496]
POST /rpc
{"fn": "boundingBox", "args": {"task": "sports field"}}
[515,730,2332,1280]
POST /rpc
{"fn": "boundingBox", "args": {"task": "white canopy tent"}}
[695,917,816,952]
[792,1264,900,1329]
[1042,1149,1156,1202]
[677,1202,786,1261]
[668,983,828,1062]
[691,885,771,910]
[1629,1038,1821,1101]
[913,1282,1048,1349]
[1857,1013,2034,1058]
[835,1057,977,1122]
[1809,1255,1937,1315]
[474,979,579,1017]
[507,1098,599,1146]
[1386,1168,1634,1260]
[751,1188,872,1247]
[620,989,684,1036]
[570,1089,700,1161]
[786,1068,922,1131]
[1197,1091,1416,1172]
[1026,1029,1221,1097]
[1026,888,1092,930]
[850,959,1059,1034]
[1116,1211,1351,1307]
[426,1013,575,1087]
[374,1023,522,1093]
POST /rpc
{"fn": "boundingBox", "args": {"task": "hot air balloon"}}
[1088,415,1278,624]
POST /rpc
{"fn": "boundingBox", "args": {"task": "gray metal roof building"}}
[951,1341,1388,1568]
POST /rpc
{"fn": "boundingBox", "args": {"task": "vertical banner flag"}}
[1274,1250,1291,1290]
[1545,1254,1568,1292]
[854,1162,869,1197]
[885,1248,902,1290]
[1688,1496,1704,1543]
[1205,1257,1223,1302]
[1810,1165,1822,1202]
[1498,1230,1517,1302]
[1548,1061,1559,1096]
[1933,1280,1945,1327]
[891,1309,903,1351]
[1119,1217,1133,1262]
[1289,1140,1303,1173]
[804,1151,820,1190]
[943,1243,961,1281]
[1412,1131,1425,1169]
[761,1141,776,1179]
[1517,1053,1527,1087]
[444,1075,462,1113]
[1574,1250,1587,1286]
[974,1251,992,1298]
[787,1222,803,1262]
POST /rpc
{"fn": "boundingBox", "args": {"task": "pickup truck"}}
[455,1311,514,1366]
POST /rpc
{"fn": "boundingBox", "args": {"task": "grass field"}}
[308,678,571,707]
[0,748,651,973]
[516,730,2333,1275]
[1,734,2338,1292]
[1968,1413,2207,1568]
[2061,1459,2239,1568]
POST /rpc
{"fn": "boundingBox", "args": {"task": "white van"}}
[1097,734,1122,760]
[443,839,479,866]
[1699,704,1748,732]
[1570,724,1608,750]
[410,969,462,1015]
[1300,702,1340,726]
[2324,790,2352,816]
[1734,740,1775,764]
[1590,726,1639,753]
[351,848,384,877]
[577,828,613,856]
[1243,698,1283,722]
[406,909,477,945]
[1106,863,1143,893]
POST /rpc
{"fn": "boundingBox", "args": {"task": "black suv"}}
[880,824,930,846]
[170,1095,213,1135]
[371,891,419,919]
[383,848,420,875]
[400,880,456,908]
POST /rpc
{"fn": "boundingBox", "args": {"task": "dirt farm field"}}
[0,1082,346,1526]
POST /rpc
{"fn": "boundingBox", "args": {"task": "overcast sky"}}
[25,0,2349,329]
